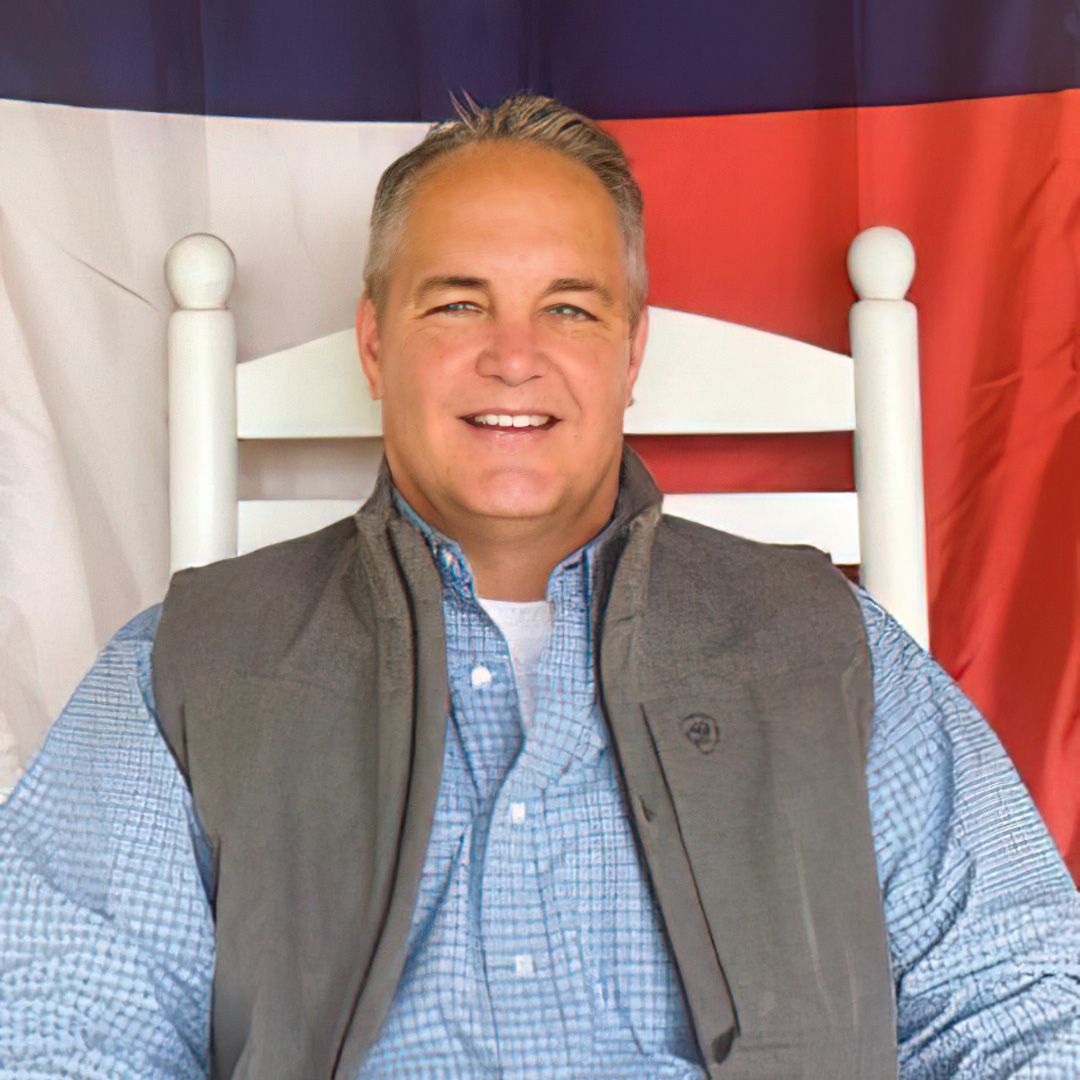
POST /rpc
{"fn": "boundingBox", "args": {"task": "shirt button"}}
[510,801,527,824]
[513,953,534,978]
[441,549,456,569]
[471,665,493,689]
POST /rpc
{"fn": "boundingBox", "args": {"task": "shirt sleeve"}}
[0,605,215,1079]
[857,588,1080,1078]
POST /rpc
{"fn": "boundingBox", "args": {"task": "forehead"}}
[393,141,624,282]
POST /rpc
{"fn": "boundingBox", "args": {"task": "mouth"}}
[461,412,559,432]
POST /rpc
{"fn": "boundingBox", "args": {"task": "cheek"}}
[564,353,632,416]
[389,339,468,414]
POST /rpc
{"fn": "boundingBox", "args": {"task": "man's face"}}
[356,141,648,542]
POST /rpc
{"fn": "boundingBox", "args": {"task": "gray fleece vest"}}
[152,446,897,1079]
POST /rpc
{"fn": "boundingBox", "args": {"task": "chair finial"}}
[165,233,236,310]
[847,226,915,301]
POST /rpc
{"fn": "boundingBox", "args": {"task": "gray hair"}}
[363,93,647,325]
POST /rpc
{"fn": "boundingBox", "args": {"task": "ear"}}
[356,294,384,400]
[625,306,649,405]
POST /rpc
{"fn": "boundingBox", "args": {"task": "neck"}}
[392,482,618,601]
[382,450,645,601]
[458,497,616,600]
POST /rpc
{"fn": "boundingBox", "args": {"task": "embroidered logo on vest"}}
[681,713,720,753]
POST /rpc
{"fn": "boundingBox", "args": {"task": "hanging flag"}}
[1,1,1076,876]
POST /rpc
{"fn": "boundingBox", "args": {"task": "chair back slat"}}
[664,492,859,564]
[238,499,362,555]
[237,330,380,438]
[629,308,854,434]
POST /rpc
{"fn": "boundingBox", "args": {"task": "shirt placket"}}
[478,559,600,1075]
[409,520,620,1076]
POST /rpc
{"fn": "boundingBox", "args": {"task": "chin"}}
[458,467,565,521]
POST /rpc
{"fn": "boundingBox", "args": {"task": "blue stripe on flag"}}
[1,1,1076,120]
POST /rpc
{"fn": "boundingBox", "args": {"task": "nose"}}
[475,318,548,386]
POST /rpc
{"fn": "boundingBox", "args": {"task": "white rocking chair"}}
[164,226,928,647]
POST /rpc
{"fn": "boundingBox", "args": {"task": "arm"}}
[0,606,215,1079]
[857,590,1080,1078]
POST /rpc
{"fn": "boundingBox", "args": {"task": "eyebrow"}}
[412,275,615,308]
[543,277,615,307]
[413,275,488,304]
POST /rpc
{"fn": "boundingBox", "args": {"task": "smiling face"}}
[356,140,648,547]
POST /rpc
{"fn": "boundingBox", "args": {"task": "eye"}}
[545,303,596,321]
[427,300,482,316]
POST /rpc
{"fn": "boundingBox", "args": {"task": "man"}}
[1,94,1078,1079]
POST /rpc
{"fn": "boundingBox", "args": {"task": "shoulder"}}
[159,517,358,649]
[164,516,358,614]
[153,516,362,699]
[650,513,863,643]
[852,584,977,754]
[109,603,163,648]
[7,604,175,809]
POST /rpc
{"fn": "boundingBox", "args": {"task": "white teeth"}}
[470,413,553,428]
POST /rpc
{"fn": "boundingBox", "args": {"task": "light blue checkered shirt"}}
[2,514,1079,1076]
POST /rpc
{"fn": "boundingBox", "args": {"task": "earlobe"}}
[356,295,384,401]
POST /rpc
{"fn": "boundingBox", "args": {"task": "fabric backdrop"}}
[1,2,1077,880]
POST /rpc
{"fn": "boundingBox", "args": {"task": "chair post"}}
[847,226,930,649]
[164,234,238,573]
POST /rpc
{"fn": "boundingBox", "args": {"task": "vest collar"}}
[352,441,663,573]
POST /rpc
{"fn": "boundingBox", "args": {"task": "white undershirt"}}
[477,598,553,728]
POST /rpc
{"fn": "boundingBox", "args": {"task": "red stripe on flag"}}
[627,433,854,493]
